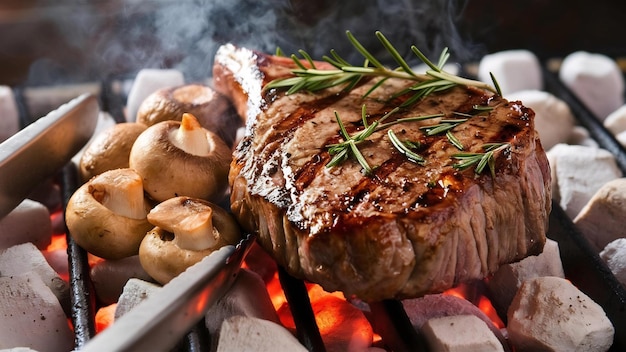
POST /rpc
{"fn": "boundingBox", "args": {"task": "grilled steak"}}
[213,43,551,301]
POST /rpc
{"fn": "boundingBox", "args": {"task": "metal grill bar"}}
[277,266,326,352]
[368,300,429,352]
[542,68,626,173]
[61,163,96,348]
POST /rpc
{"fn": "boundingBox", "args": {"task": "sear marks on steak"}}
[213,43,552,301]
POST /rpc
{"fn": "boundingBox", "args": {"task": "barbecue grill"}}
[2,1,626,351]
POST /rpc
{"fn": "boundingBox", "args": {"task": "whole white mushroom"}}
[139,196,241,284]
[65,168,153,259]
[129,113,231,203]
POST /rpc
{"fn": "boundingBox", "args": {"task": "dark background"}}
[0,0,624,87]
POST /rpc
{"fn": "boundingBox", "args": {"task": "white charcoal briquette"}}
[547,144,622,219]
[559,51,624,120]
[507,90,575,150]
[478,50,542,95]
[599,238,626,287]
[574,178,626,251]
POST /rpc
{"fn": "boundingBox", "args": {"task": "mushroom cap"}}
[136,84,241,146]
[139,197,241,284]
[139,227,216,284]
[79,122,147,183]
[65,169,153,260]
[129,119,232,203]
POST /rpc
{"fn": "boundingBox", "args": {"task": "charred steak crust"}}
[214,44,551,301]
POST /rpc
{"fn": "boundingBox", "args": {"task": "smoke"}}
[22,0,485,85]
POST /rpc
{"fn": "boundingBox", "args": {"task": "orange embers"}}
[266,271,375,352]
[443,282,504,329]
[46,233,67,252]
[95,303,117,333]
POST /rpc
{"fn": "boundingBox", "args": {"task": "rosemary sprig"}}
[269,31,508,177]
[326,106,400,175]
[265,30,499,100]
[419,118,467,150]
[326,107,448,173]
[420,118,467,136]
[452,143,510,177]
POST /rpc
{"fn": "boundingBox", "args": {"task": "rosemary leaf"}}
[388,129,425,164]
[287,79,309,95]
[410,79,457,91]
[475,151,491,174]
[322,55,343,69]
[437,47,451,69]
[360,104,369,128]
[451,143,510,176]
[377,113,444,130]
[327,148,349,168]
[348,140,373,174]
[472,104,494,112]
[265,77,305,90]
[422,123,456,136]
[488,153,497,178]
[421,119,466,136]
[339,66,375,74]
[410,46,440,72]
[375,31,417,76]
[291,54,307,70]
[426,70,495,92]
[298,49,316,69]
[446,130,464,150]
[400,88,434,107]
[292,68,343,76]
[346,31,385,69]
[334,111,351,140]
[490,72,503,96]
[362,77,390,98]
[341,75,363,92]
[329,49,352,67]
[432,82,458,92]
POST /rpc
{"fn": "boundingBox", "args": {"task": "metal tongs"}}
[80,233,256,351]
[0,93,99,219]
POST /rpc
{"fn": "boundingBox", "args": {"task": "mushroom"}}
[65,168,153,260]
[138,196,241,284]
[79,122,147,183]
[136,84,242,146]
[129,112,231,203]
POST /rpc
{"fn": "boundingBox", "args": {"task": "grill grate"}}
[47,65,626,351]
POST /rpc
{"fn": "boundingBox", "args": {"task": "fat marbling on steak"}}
[213,43,551,301]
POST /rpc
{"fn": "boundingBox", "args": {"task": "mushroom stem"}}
[90,170,147,220]
[147,197,218,251]
[172,207,216,251]
[168,113,210,156]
